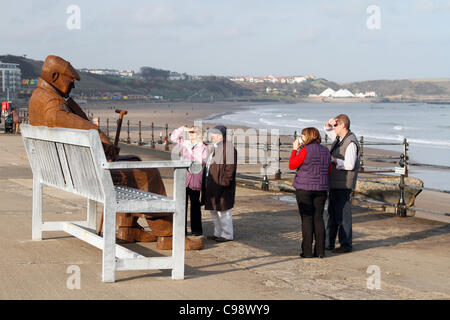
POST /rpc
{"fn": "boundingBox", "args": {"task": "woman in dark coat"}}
[201,125,238,242]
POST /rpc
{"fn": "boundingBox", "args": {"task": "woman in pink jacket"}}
[171,126,209,236]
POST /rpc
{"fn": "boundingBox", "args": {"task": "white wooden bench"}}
[21,124,191,282]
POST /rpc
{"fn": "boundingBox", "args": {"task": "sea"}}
[204,102,450,191]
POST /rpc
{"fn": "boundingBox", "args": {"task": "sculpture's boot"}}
[116,213,137,243]
[146,216,173,237]
[156,236,204,250]
[116,213,157,243]
[134,227,158,242]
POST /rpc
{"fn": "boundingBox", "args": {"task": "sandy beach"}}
[85,100,267,132]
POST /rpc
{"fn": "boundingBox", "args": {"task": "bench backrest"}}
[21,124,114,203]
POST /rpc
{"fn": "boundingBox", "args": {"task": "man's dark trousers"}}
[326,189,353,251]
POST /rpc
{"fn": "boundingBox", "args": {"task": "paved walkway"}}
[0,134,449,299]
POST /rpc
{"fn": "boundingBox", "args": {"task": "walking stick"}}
[97,109,128,236]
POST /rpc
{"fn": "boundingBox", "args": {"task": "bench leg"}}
[172,168,186,280]
[87,199,97,230]
[32,179,43,241]
[102,205,116,282]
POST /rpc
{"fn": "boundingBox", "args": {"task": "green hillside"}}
[342,79,450,97]
[0,55,254,101]
[2,54,449,101]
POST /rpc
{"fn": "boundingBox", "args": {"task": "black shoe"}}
[192,232,203,236]
[207,235,219,241]
[215,237,233,243]
[300,253,314,259]
[313,252,325,258]
[325,247,334,251]
[332,247,352,254]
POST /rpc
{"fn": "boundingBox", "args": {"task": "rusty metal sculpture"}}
[28,55,203,250]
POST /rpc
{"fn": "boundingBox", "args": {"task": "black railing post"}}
[360,136,365,173]
[397,153,407,217]
[165,123,169,151]
[403,138,409,177]
[151,122,155,148]
[138,121,143,146]
[261,143,269,191]
[274,137,282,180]
[126,120,131,144]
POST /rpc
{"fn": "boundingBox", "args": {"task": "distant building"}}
[0,61,21,99]
[292,76,307,83]
[319,88,336,97]
[168,72,191,81]
[364,91,377,97]
[267,75,277,83]
[80,68,135,78]
[120,70,135,78]
[356,91,377,98]
[333,89,355,98]
[229,74,314,84]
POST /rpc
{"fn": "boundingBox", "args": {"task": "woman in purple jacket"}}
[171,126,209,236]
[289,127,331,258]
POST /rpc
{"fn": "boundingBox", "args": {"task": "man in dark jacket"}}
[324,114,361,253]
[201,125,238,242]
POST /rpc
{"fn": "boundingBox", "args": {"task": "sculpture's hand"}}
[105,143,120,161]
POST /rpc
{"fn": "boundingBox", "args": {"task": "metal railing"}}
[92,116,449,217]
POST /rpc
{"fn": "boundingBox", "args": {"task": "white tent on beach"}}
[319,88,336,97]
[333,89,355,98]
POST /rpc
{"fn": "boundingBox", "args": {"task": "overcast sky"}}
[1,0,450,82]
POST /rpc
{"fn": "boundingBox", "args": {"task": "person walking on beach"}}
[201,125,238,242]
[170,125,208,236]
[324,114,361,253]
[289,127,331,258]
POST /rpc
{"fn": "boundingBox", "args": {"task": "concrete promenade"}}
[0,134,449,300]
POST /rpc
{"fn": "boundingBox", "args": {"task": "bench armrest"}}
[102,160,192,170]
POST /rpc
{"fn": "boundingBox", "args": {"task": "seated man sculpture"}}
[28,55,203,250]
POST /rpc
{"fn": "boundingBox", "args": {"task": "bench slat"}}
[56,143,74,189]
[103,160,192,170]
[21,125,93,147]
[64,144,104,202]
[116,257,174,271]
[28,139,66,188]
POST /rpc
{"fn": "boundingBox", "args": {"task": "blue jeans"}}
[326,189,353,251]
